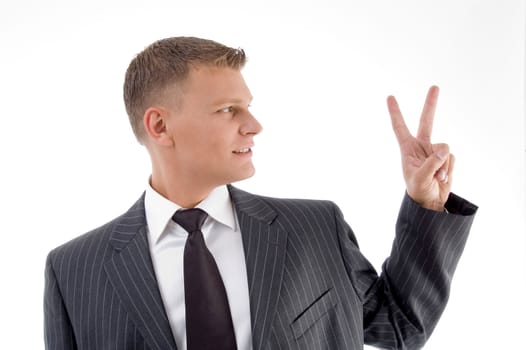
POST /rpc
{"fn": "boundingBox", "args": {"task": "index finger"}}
[417,85,439,143]
[387,95,411,145]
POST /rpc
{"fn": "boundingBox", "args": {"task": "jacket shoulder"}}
[229,184,336,210]
[47,194,146,262]
[50,219,115,256]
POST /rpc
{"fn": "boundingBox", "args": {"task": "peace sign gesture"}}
[388,86,453,211]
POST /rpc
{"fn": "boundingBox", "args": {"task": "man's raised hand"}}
[387,86,453,211]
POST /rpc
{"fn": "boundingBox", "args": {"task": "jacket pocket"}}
[290,288,338,339]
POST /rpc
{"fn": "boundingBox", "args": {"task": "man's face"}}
[163,65,262,188]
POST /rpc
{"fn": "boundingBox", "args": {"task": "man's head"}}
[124,36,247,143]
[123,37,262,200]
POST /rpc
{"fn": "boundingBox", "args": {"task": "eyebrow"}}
[212,96,253,107]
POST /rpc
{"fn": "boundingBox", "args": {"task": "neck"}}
[150,168,217,208]
[147,146,226,207]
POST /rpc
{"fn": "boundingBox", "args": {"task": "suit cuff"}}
[444,192,478,216]
[405,192,478,216]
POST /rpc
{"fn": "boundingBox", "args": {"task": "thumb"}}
[419,144,450,183]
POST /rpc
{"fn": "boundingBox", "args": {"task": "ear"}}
[143,107,174,147]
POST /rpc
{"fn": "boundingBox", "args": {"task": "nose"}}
[240,111,263,136]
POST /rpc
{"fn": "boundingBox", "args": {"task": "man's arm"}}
[371,193,476,348]
[350,86,476,348]
[44,252,78,350]
[334,192,477,349]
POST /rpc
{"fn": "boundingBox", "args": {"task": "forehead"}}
[179,65,252,105]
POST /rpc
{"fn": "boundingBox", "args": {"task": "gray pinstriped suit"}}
[44,185,477,350]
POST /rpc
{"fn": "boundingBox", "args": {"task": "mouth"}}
[233,147,252,154]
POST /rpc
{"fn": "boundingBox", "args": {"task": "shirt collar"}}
[145,182,236,245]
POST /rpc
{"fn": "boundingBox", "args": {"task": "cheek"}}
[176,119,236,157]
[201,124,235,152]
[186,135,229,162]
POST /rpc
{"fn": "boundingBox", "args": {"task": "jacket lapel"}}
[103,194,178,350]
[229,186,288,350]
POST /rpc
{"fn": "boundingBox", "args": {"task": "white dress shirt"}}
[145,183,253,350]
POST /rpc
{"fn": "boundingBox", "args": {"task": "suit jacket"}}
[44,185,477,350]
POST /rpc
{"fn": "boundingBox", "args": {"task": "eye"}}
[218,106,234,113]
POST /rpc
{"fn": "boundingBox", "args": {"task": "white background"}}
[0,1,524,349]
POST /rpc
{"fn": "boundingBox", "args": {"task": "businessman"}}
[44,36,477,350]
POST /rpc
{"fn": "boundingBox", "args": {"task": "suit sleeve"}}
[44,251,78,350]
[335,192,477,350]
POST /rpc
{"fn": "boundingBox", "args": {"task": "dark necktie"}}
[172,208,237,350]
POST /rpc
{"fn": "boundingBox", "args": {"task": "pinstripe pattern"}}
[229,187,476,350]
[44,187,476,350]
[45,196,177,350]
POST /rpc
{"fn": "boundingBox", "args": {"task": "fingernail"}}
[438,170,447,182]
[436,150,446,160]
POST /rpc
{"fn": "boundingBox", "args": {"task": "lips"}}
[233,148,251,154]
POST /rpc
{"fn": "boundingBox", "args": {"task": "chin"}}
[229,167,256,184]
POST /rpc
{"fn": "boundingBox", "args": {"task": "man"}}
[44,37,477,350]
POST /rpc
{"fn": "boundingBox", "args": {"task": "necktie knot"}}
[172,208,208,234]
